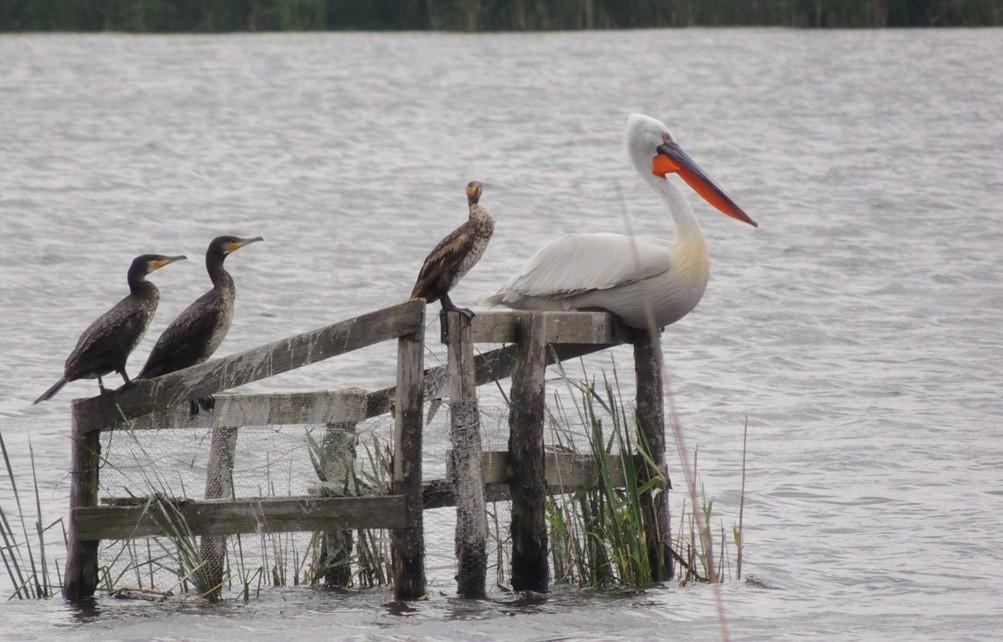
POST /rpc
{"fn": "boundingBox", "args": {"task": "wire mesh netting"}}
[95,414,402,598]
[85,353,635,600]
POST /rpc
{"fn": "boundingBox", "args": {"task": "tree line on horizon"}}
[2,0,1001,32]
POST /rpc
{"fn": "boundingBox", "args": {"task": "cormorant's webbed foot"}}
[441,293,476,319]
[189,395,216,417]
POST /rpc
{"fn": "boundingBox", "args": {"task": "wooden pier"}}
[62,299,672,602]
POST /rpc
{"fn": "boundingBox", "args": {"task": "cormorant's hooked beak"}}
[466,181,483,204]
[225,237,264,254]
[151,255,187,270]
[652,141,758,228]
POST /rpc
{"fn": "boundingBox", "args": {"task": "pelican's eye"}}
[661,132,673,144]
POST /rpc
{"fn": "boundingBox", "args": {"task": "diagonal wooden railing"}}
[74,300,425,434]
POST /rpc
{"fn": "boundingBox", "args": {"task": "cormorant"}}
[410,181,494,318]
[33,253,186,404]
[137,235,262,412]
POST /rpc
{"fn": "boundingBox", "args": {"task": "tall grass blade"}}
[28,441,50,597]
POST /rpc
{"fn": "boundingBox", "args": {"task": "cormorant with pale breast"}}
[34,253,187,404]
[138,235,262,412]
[411,181,494,318]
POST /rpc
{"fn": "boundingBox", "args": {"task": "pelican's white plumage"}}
[501,233,672,299]
[486,113,755,329]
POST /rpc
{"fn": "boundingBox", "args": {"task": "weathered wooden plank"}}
[421,480,513,509]
[87,391,369,434]
[634,329,673,581]
[318,421,356,588]
[421,480,619,509]
[73,299,424,433]
[441,311,623,345]
[62,413,100,601]
[508,313,550,593]
[198,425,238,599]
[390,308,426,600]
[460,451,626,488]
[365,342,618,419]
[446,312,488,598]
[127,467,628,514]
[76,495,408,541]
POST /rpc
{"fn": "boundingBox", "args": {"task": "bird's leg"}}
[116,369,138,391]
[97,376,108,394]
[440,292,475,319]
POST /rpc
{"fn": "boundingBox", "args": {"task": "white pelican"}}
[485,114,757,329]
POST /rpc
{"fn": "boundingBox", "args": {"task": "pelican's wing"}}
[496,233,671,300]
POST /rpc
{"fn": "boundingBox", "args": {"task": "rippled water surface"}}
[1,29,1002,641]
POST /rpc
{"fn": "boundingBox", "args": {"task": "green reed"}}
[304,427,393,588]
[543,366,747,588]
[0,431,63,599]
[545,373,658,588]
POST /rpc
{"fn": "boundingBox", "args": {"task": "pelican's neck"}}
[646,173,705,249]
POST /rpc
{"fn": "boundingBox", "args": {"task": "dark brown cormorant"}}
[410,181,494,318]
[33,253,187,404]
[137,236,262,411]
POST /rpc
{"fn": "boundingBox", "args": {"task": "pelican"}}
[485,114,757,329]
[411,181,494,318]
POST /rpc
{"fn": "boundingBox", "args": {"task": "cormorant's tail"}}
[34,377,68,405]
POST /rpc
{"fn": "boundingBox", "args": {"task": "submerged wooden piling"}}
[318,421,357,588]
[633,329,673,581]
[63,407,100,601]
[507,313,549,592]
[445,311,487,598]
[199,425,238,598]
[391,306,426,600]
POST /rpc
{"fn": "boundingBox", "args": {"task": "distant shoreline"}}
[2,0,1001,33]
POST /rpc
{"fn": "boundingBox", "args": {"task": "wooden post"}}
[63,404,100,601]
[445,311,487,598]
[198,425,238,599]
[508,312,549,592]
[391,304,426,599]
[318,421,356,588]
[633,329,673,581]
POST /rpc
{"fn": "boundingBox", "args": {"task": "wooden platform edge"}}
[442,311,629,345]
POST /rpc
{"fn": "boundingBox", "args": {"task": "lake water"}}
[1,28,1002,641]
